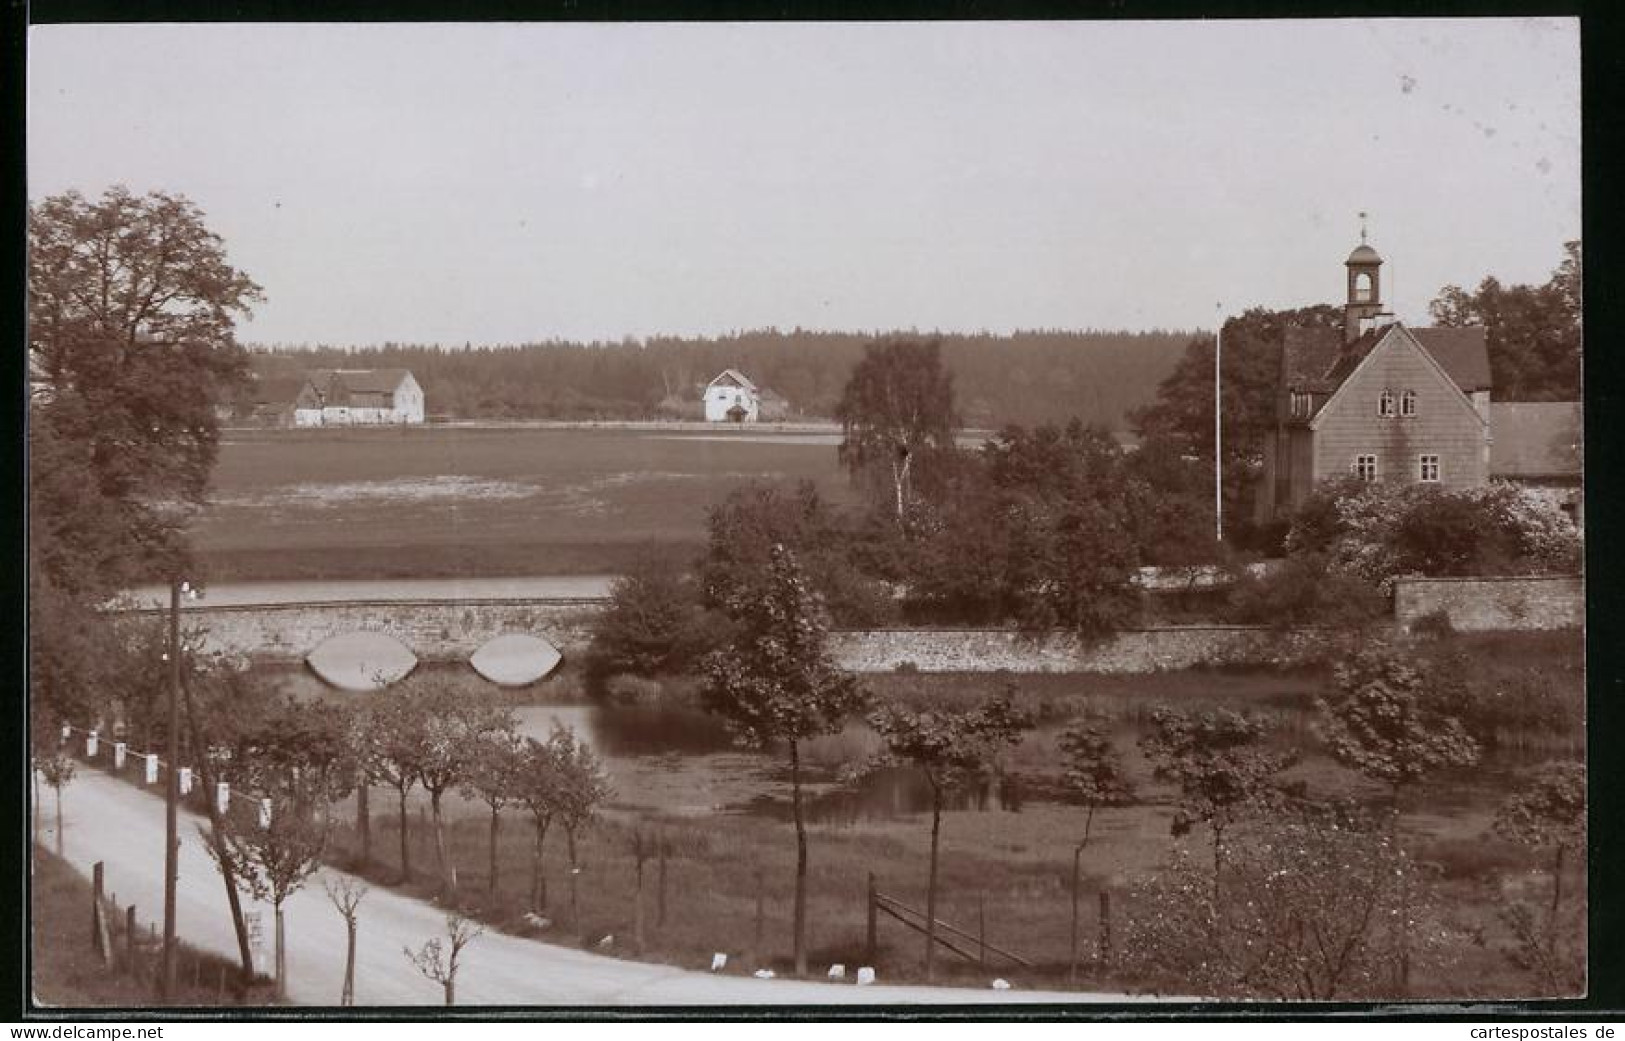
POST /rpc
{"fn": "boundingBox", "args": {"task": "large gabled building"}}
[1256,240,1494,521]
[294,368,425,426]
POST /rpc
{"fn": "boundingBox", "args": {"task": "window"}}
[1378,390,1396,417]
[1401,390,1417,417]
[1290,391,1310,417]
[1354,454,1378,481]
[1419,455,1440,482]
[1355,271,1374,303]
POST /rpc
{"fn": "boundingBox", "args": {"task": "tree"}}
[1430,241,1581,400]
[514,732,565,914]
[548,725,612,934]
[585,551,720,684]
[1315,647,1480,993]
[29,186,263,599]
[1139,705,1298,900]
[1492,760,1585,992]
[408,684,514,896]
[868,688,1032,981]
[1132,305,1343,534]
[700,544,867,976]
[1057,714,1135,983]
[1123,812,1416,999]
[205,775,329,1000]
[324,877,370,1006]
[701,480,894,628]
[363,692,428,883]
[460,727,528,896]
[835,339,959,522]
[405,913,483,1006]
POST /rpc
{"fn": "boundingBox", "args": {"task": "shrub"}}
[584,552,723,688]
[1223,553,1386,628]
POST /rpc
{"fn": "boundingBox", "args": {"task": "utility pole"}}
[160,578,191,999]
[1214,307,1224,543]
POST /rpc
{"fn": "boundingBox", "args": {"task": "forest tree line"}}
[240,328,1197,429]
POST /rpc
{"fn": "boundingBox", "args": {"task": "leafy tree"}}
[205,773,329,1000]
[460,727,528,896]
[405,913,483,1006]
[1139,705,1299,898]
[701,544,867,976]
[1124,813,1417,999]
[547,725,612,934]
[29,186,263,598]
[514,730,567,913]
[1057,714,1135,983]
[1132,305,1342,533]
[868,688,1032,981]
[1316,647,1480,994]
[701,480,894,627]
[1316,649,1481,811]
[408,684,514,896]
[1430,241,1581,400]
[362,692,428,883]
[585,551,721,684]
[1492,760,1585,992]
[835,339,959,522]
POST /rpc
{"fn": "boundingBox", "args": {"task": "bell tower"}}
[1344,214,1384,343]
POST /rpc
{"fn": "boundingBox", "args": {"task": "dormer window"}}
[1400,390,1417,417]
[1378,390,1396,417]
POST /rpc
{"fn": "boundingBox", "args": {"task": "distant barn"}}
[294,369,425,426]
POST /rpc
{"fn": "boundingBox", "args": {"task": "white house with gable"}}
[294,369,425,426]
[704,369,760,423]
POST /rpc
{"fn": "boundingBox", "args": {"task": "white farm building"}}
[703,369,760,423]
[294,369,425,426]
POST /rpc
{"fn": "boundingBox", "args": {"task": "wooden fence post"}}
[1097,889,1112,969]
[125,906,137,975]
[865,873,877,966]
[978,893,987,970]
[91,862,112,966]
[752,869,765,963]
[656,834,668,928]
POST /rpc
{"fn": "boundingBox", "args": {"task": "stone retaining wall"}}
[1392,575,1583,632]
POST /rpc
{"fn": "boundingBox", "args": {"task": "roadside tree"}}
[406,913,483,1006]
[205,774,329,1000]
[548,725,612,934]
[460,726,529,896]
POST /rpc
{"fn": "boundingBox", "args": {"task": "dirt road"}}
[42,768,1163,1007]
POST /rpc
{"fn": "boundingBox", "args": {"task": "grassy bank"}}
[30,847,274,1009]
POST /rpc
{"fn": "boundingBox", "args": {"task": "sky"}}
[27,19,1581,346]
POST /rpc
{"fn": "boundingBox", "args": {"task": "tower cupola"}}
[1344,222,1384,342]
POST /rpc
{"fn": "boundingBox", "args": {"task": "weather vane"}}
[1358,211,1369,244]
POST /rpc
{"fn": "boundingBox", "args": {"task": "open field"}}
[197,427,856,581]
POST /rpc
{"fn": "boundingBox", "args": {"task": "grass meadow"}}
[198,427,855,581]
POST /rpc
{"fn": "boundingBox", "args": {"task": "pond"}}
[253,660,1575,828]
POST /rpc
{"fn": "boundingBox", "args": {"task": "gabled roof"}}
[307,368,415,396]
[1411,328,1492,392]
[1308,323,1486,432]
[707,368,757,392]
[1284,323,1491,398]
[1490,402,1582,479]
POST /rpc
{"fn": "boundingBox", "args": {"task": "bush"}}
[584,552,725,688]
[1222,553,1387,628]
[1283,480,1581,593]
